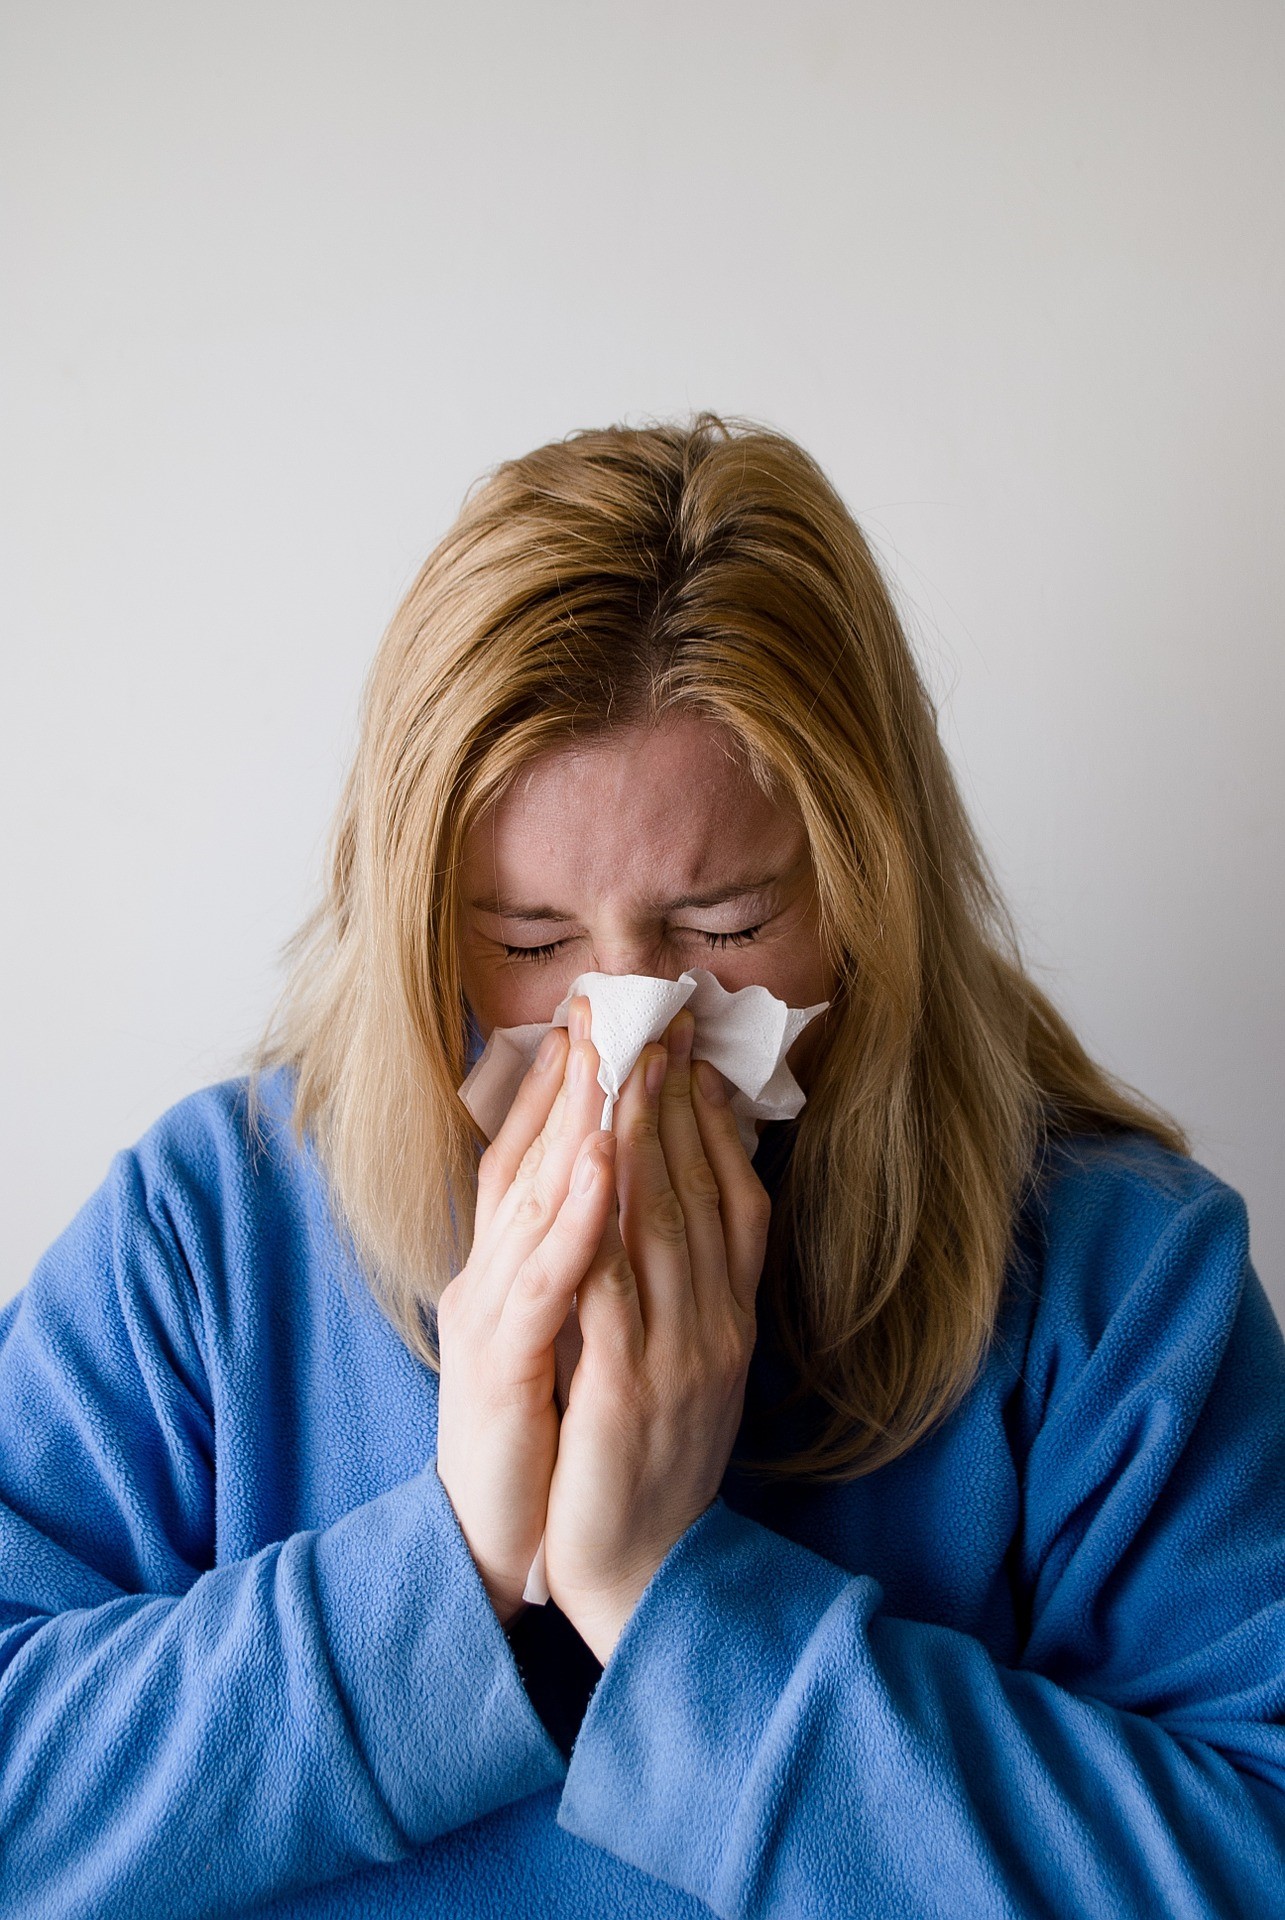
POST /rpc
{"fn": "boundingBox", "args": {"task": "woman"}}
[1,414,1282,1916]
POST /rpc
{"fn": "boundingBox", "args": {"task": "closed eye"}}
[500,924,766,965]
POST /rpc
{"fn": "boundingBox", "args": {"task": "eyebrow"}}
[470,874,786,923]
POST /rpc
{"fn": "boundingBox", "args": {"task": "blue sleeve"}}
[558,1181,1285,1917]
[0,1150,564,1915]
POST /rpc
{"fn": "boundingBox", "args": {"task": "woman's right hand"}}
[434,998,617,1627]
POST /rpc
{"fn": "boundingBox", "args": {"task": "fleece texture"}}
[1,1065,1283,1918]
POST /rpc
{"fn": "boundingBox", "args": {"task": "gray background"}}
[3,2,1282,1321]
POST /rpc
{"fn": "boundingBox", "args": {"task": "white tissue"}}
[459,965,830,1162]
[456,967,830,1608]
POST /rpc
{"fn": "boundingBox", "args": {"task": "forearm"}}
[559,1502,1285,1920]
[0,1466,564,1916]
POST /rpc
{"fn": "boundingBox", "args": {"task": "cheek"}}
[460,948,563,1034]
[744,917,834,1010]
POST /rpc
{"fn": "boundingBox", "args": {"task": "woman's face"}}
[458,714,838,1091]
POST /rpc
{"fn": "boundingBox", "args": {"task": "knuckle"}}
[512,1178,555,1231]
[680,1160,722,1210]
[435,1276,492,1359]
[434,1280,462,1336]
[476,1144,508,1192]
[511,1252,562,1307]
[713,1320,753,1380]
[627,1110,660,1150]
[649,1188,689,1242]
[594,1252,636,1295]
[744,1180,773,1235]
[516,1138,546,1182]
[658,1067,691,1106]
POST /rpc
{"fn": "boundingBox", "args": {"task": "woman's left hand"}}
[542,1006,773,1664]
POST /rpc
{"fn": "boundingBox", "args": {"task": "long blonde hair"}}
[250,412,1188,1481]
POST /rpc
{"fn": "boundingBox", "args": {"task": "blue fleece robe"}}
[0,1063,1283,1917]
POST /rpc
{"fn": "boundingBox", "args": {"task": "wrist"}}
[433,1467,530,1630]
[558,1586,641,1664]
[490,1586,532,1631]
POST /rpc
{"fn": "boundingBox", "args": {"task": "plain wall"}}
[2,0,1282,1319]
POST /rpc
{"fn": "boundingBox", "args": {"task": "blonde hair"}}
[250,412,1188,1482]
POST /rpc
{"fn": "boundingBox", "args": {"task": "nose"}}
[581,939,689,982]
[590,960,688,981]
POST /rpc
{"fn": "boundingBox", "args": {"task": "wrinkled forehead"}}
[462,719,804,909]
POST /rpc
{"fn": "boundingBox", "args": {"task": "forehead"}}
[463,716,804,901]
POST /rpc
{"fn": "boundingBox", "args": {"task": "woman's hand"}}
[434,1000,617,1628]
[542,1006,773,1663]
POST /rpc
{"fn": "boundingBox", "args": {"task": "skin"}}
[441,714,839,1661]
[458,713,837,1087]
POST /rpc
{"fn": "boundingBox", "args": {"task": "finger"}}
[473,1022,568,1242]
[689,1055,773,1324]
[652,1010,739,1328]
[495,1130,619,1371]
[612,1034,699,1339]
[574,1147,644,1368]
[475,999,608,1296]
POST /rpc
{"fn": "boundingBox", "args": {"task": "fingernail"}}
[536,1031,561,1071]
[696,1059,728,1105]
[645,1046,667,1099]
[570,1043,586,1087]
[671,1010,694,1063]
[573,1141,601,1194]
